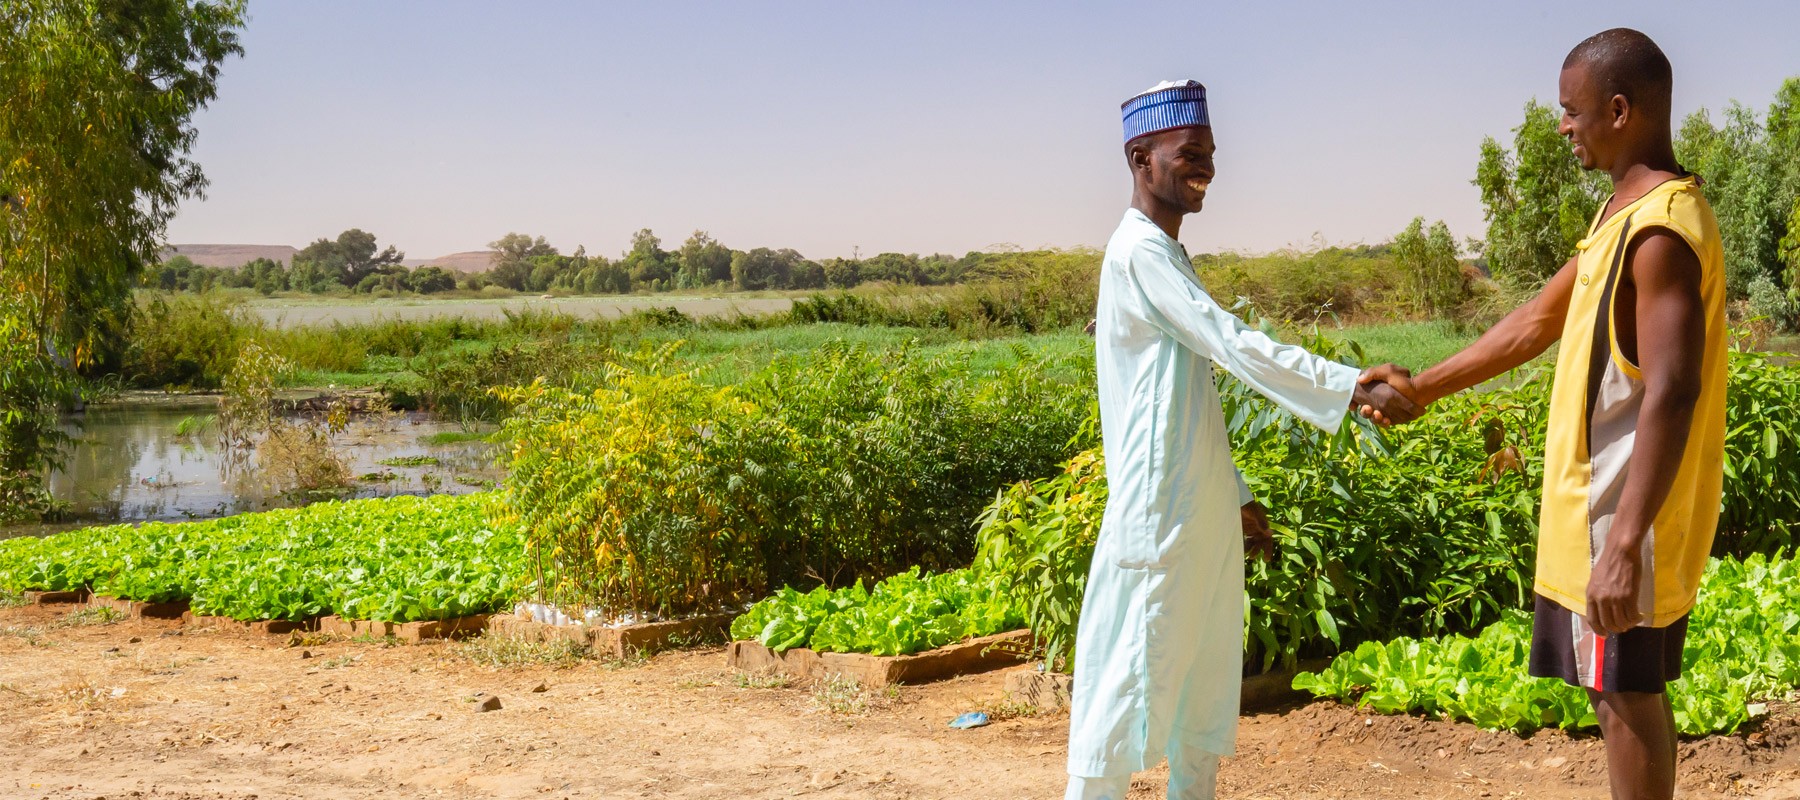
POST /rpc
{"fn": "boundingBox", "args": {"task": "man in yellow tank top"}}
[1360,28,1726,800]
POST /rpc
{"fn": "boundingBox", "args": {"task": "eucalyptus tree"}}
[1472,100,1608,287]
[0,0,245,518]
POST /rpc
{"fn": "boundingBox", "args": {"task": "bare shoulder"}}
[1624,227,1701,291]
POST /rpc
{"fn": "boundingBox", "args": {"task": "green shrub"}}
[972,446,1104,671]
[1193,245,1401,323]
[499,339,1089,619]
[124,292,256,389]
[1747,274,1798,332]
[789,249,1100,334]
[1716,348,1800,555]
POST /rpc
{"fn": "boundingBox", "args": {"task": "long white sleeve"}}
[1128,240,1358,433]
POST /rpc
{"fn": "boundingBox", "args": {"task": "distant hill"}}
[165,244,497,274]
[404,250,497,274]
[161,244,299,268]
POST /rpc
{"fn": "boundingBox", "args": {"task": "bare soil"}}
[2,605,1797,800]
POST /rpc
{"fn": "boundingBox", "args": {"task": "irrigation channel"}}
[1,393,500,540]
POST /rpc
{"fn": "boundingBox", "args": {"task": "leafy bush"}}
[972,446,1104,671]
[499,339,1089,620]
[1716,348,1800,555]
[729,567,1022,656]
[789,248,1101,334]
[1747,274,1798,332]
[0,294,78,523]
[499,345,760,618]
[124,292,257,389]
[0,494,522,622]
[1294,552,1800,736]
[1193,245,1404,323]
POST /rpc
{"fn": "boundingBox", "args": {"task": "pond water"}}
[3,395,502,539]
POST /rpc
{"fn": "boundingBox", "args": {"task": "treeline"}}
[472,230,997,294]
[150,227,1049,297]
[1476,77,1800,330]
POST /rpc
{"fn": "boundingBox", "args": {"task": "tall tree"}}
[1391,217,1465,319]
[676,230,732,289]
[1676,104,1782,298]
[334,228,403,287]
[291,228,403,289]
[731,247,802,290]
[621,228,670,289]
[1472,100,1608,287]
[0,0,245,517]
[486,232,557,291]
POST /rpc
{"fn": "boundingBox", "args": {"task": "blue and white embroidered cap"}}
[1121,80,1209,143]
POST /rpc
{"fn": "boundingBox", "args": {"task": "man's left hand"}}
[1585,541,1646,636]
[1241,501,1274,561]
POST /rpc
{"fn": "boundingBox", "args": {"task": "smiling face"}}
[1558,63,1624,172]
[1129,125,1216,214]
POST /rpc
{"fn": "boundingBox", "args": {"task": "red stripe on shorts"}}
[1593,635,1606,692]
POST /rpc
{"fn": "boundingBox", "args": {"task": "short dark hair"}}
[1563,28,1673,115]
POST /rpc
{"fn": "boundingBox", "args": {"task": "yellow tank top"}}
[1536,175,1727,628]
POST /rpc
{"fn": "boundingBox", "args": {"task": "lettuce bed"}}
[0,494,521,623]
[730,567,1023,656]
[1294,553,1800,735]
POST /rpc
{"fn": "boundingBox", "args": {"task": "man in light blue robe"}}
[1065,80,1415,800]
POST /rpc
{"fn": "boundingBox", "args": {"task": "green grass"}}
[627,324,1092,386]
[268,314,1507,396]
[286,369,399,389]
[422,430,493,446]
[377,456,440,468]
[1321,320,1478,372]
[275,318,1096,392]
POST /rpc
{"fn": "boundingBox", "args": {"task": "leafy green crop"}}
[729,567,1024,657]
[1294,553,1800,736]
[0,494,522,623]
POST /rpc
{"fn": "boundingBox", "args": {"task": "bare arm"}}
[1407,257,1580,405]
[1585,229,1706,635]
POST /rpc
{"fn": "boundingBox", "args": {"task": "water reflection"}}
[3,398,501,539]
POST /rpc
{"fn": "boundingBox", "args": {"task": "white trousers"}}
[1064,751,1219,800]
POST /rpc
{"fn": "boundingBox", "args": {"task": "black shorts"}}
[1528,593,1688,694]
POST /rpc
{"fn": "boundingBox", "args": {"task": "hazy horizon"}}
[166,1,1800,262]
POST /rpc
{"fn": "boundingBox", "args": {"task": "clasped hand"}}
[1352,363,1426,426]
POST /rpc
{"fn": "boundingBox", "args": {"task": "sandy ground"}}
[2,604,1797,800]
[245,296,796,328]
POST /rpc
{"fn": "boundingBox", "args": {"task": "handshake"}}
[1349,363,1425,427]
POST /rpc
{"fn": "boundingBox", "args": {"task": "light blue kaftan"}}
[1066,209,1358,786]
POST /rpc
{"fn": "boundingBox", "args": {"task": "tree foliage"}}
[0,0,245,515]
[675,230,732,289]
[1391,217,1466,319]
[1674,78,1800,303]
[1472,100,1607,287]
[292,228,404,289]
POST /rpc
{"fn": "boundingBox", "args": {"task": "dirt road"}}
[2,604,1796,799]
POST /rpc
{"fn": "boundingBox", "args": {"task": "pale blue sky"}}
[167,1,1800,260]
